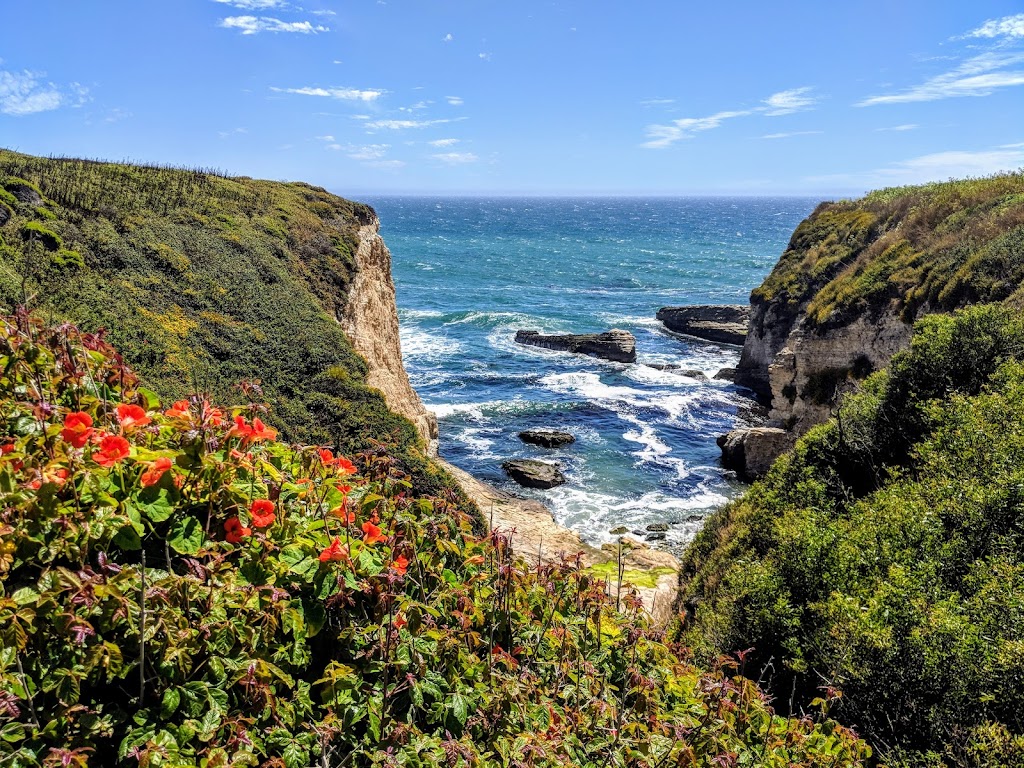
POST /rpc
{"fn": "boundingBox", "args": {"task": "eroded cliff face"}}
[340,216,439,455]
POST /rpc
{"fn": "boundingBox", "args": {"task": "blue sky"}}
[1,1,1023,196]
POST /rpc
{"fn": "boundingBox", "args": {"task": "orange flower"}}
[201,402,224,426]
[44,467,70,487]
[140,457,172,487]
[337,457,357,476]
[319,448,336,465]
[249,499,276,528]
[393,613,408,630]
[61,412,94,449]
[249,417,277,443]
[225,516,251,544]
[319,537,349,563]
[361,520,384,546]
[1,442,14,455]
[336,483,352,495]
[229,415,253,441]
[391,554,409,576]
[330,503,356,524]
[164,400,192,418]
[116,403,151,431]
[93,434,131,467]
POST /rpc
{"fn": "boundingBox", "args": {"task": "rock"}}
[0,204,10,227]
[646,531,667,542]
[657,305,750,346]
[646,522,669,532]
[645,363,680,371]
[519,429,576,448]
[718,427,795,481]
[713,367,738,382]
[679,369,708,380]
[685,515,702,523]
[4,183,42,205]
[514,328,636,363]
[609,526,629,535]
[502,459,566,489]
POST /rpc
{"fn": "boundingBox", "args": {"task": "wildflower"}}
[319,448,337,465]
[201,401,224,426]
[249,417,277,443]
[164,400,191,418]
[140,457,172,487]
[229,416,253,441]
[92,435,131,467]
[43,467,70,487]
[336,483,352,495]
[224,516,251,544]
[393,613,408,630]
[362,520,384,545]
[330,503,355,524]
[116,403,151,431]
[61,412,94,448]
[337,457,357,475]
[249,499,276,528]
[1,442,13,455]
[391,553,409,576]
[319,537,349,562]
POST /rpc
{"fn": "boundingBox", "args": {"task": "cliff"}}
[728,171,1024,476]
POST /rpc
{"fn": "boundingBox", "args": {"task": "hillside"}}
[0,151,448,499]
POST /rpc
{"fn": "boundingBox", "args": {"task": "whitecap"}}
[399,326,462,361]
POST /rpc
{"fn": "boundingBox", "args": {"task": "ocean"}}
[367,197,819,550]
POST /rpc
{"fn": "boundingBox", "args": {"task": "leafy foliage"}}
[0,313,869,766]
[677,304,1024,765]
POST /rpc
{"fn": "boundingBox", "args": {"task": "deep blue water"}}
[366,197,817,549]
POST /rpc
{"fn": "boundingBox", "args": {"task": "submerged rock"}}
[519,429,576,448]
[717,427,794,480]
[502,459,566,489]
[657,305,750,346]
[514,328,637,363]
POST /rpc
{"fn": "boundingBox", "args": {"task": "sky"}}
[1,1,1023,196]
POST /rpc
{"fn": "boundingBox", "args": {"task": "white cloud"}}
[642,109,751,148]
[212,0,285,8]
[479,52,492,61]
[428,138,459,147]
[272,86,384,101]
[443,33,453,43]
[806,145,1024,188]
[760,130,822,139]
[365,117,464,130]
[762,87,817,115]
[398,100,431,112]
[344,143,391,161]
[876,124,919,132]
[432,151,478,164]
[0,70,85,116]
[446,95,464,106]
[218,127,248,138]
[640,97,675,106]
[966,13,1024,39]
[858,52,1024,105]
[219,15,328,34]
[315,134,335,142]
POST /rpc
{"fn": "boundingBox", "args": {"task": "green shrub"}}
[19,220,62,251]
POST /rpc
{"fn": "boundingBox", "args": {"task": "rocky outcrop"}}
[514,329,636,363]
[718,427,794,480]
[519,430,576,448]
[657,305,750,346]
[503,459,567,489]
[341,216,439,455]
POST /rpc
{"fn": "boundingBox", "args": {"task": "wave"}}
[399,326,462,361]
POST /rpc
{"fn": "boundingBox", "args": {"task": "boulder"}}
[717,427,794,481]
[0,204,10,227]
[514,328,636,363]
[519,429,576,449]
[713,367,738,382]
[679,369,709,380]
[4,183,42,205]
[502,459,566,489]
[646,522,669,532]
[609,525,629,535]
[657,305,750,346]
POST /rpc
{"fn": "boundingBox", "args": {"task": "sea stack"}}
[514,328,637,363]
[657,305,750,346]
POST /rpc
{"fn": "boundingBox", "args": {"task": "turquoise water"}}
[367,197,817,549]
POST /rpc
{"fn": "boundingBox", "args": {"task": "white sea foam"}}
[399,326,462,361]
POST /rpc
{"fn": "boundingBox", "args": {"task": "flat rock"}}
[657,305,750,346]
[502,459,567,489]
[646,522,669,532]
[519,429,576,448]
[515,328,636,363]
[718,427,794,480]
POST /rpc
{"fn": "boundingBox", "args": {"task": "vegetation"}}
[676,304,1024,765]
[0,313,870,766]
[752,172,1024,328]
[0,150,458,503]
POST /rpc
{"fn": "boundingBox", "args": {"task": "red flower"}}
[93,435,131,467]
[330,502,355,524]
[319,537,349,563]
[61,412,94,448]
[229,415,253,441]
[319,448,336,465]
[116,403,151,431]
[165,400,191,418]
[337,457,357,476]
[393,613,408,630]
[249,499,276,528]
[336,483,352,495]
[225,516,251,544]
[1,442,14,455]
[249,417,277,443]
[201,402,224,426]
[391,554,409,576]
[44,467,70,487]
[140,457,172,487]
[361,520,384,545]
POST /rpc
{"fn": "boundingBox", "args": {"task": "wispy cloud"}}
[643,87,817,148]
[428,138,460,147]
[966,13,1024,40]
[446,96,464,106]
[640,97,675,107]
[806,145,1024,189]
[0,70,87,116]
[365,117,465,130]
[218,127,248,138]
[432,152,478,164]
[876,124,918,132]
[760,130,822,140]
[443,33,453,43]
[219,15,328,34]
[858,51,1024,105]
[479,52,492,61]
[213,0,285,8]
[272,86,384,101]
[762,87,817,115]
[341,143,391,161]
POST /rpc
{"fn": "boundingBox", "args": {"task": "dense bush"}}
[0,313,870,766]
[677,304,1024,765]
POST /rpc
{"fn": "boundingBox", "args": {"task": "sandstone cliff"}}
[341,214,439,455]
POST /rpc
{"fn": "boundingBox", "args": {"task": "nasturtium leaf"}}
[168,516,203,555]
[137,485,176,523]
[112,524,142,551]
